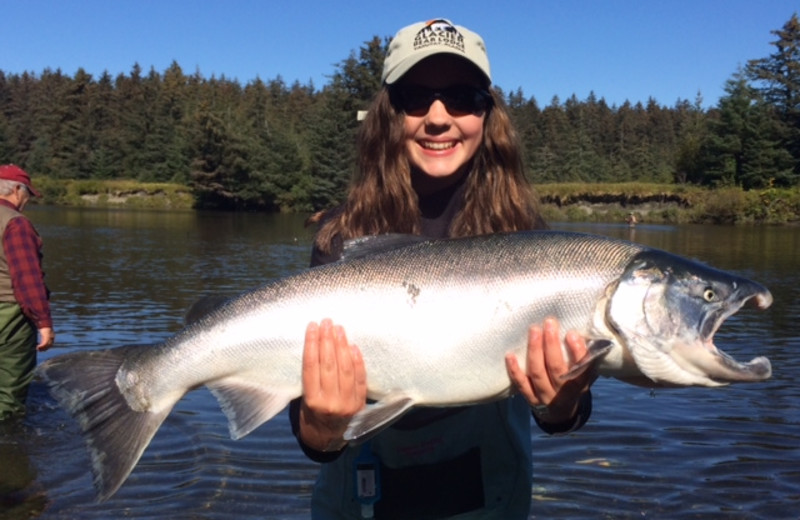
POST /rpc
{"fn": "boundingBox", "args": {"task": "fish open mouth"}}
[694,287,773,384]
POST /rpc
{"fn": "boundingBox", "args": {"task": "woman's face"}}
[395,55,489,194]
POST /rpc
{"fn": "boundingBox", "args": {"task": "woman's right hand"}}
[298,319,367,452]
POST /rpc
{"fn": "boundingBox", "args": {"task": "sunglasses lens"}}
[397,87,433,114]
[445,86,490,114]
[393,86,490,115]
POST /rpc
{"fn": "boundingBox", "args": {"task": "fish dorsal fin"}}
[342,234,431,261]
[207,377,295,440]
[343,391,416,443]
[183,294,232,325]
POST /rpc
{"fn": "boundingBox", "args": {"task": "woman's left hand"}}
[504,317,597,425]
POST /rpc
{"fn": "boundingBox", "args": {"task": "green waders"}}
[0,302,37,420]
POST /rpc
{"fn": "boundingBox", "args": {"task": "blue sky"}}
[3,0,797,108]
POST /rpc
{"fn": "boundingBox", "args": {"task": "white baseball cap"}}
[381,19,492,86]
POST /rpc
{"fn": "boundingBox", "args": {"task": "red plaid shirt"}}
[0,199,52,328]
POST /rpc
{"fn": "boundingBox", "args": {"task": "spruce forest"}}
[1,14,798,212]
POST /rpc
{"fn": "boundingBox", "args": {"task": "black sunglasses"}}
[390,84,492,116]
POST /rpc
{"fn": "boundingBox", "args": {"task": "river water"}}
[1,207,797,519]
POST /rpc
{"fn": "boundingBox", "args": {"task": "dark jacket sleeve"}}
[533,391,592,435]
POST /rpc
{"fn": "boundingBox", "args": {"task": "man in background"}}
[0,164,54,420]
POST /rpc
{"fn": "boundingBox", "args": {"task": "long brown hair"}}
[312,88,545,254]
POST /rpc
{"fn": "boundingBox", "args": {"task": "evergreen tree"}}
[5,73,40,168]
[674,93,709,184]
[583,92,616,182]
[304,87,357,209]
[533,96,574,182]
[0,112,10,161]
[115,64,149,179]
[645,98,677,183]
[189,104,251,209]
[140,62,192,183]
[505,88,542,182]
[746,13,800,179]
[304,36,386,210]
[56,68,97,179]
[90,71,124,180]
[701,72,793,188]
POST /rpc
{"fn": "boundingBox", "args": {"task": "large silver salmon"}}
[37,231,772,500]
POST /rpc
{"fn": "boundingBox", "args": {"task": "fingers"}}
[350,341,367,403]
[505,351,537,405]
[302,321,322,399]
[318,320,341,398]
[542,318,569,380]
[563,330,589,366]
[299,319,366,451]
[507,318,595,424]
[525,319,561,406]
[563,330,598,391]
[331,322,360,403]
[302,319,365,415]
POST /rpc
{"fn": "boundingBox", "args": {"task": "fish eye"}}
[703,287,716,302]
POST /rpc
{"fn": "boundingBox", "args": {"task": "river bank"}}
[536,183,800,224]
[28,179,800,224]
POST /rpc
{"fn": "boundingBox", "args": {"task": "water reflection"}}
[0,420,47,517]
[0,208,797,519]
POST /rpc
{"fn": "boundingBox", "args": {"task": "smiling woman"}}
[296,18,598,519]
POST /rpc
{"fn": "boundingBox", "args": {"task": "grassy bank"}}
[31,178,195,210]
[536,182,800,224]
[28,178,800,224]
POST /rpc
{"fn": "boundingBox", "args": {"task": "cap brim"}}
[384,50,491,87]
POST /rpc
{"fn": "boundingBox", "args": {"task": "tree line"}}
[1,14,797,211]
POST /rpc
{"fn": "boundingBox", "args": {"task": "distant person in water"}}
[0,165,54,420]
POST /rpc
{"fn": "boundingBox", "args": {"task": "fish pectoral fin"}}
[207,378,295,440]
[561,339,613,381]
[343,392,416,443]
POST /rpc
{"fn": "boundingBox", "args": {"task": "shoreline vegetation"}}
[30,178,800,225]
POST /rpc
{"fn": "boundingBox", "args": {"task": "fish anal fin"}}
[561,339,614,382]
[344,392,416,443]
[208,378,296,440]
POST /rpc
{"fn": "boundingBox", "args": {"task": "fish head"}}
[607,250,772,387]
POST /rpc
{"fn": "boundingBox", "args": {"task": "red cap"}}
[0,164,41,197]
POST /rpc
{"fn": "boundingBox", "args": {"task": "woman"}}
[291,19,596,519]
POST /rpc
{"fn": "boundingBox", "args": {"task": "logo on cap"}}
[414,20,465,55]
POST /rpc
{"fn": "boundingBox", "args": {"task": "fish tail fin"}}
[37,346,171,501]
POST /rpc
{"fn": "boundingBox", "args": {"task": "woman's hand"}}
[504,318,597,425]
[298,319,367,452]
